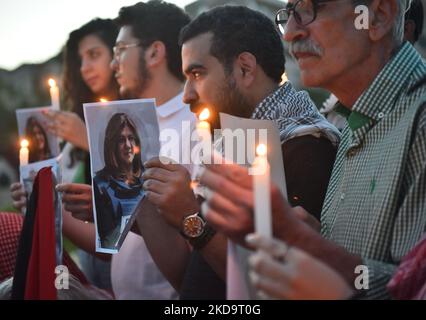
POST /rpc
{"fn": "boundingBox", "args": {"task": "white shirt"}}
[111,92,196,299]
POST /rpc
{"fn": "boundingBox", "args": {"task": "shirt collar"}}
[352,42,421,121]
[156,92,186,118]
[335,102,371,132]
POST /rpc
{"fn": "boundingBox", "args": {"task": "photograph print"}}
[16,106,60,163]
[84,99,160,254]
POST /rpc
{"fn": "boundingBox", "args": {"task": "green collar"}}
[335,103,371,132]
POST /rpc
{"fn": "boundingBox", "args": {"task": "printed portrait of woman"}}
[25,116,52,163]
[93,113,144,250]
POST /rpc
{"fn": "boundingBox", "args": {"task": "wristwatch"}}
[181,212,216,250]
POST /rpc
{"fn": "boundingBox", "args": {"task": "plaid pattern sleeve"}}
[321,42,426,299]
[0,212,24,282]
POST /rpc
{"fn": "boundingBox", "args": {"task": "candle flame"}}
[48,78,57,88]
[133,146,140,154]
[190,181,199,190]
[99,98,108,102]
[256,144,267,157]
[199,108,210,121]
[20,139,29,148]
[280,73,288,86]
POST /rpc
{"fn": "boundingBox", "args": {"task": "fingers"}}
[64,203,93,221]
[142,167,172,183]
[61,191,91,204]
[249,268,289,300]
[203,198,253,243]
[143,179,167,194]
[57,184,93,217]
[42,110,59,121]
[10,183,26,201]
[293,206,321,232]
[248,250,294,299]
[64,203,91,215]
[144,157,180,171]
[246,234,290,259]
[204,162,252,188]
[56,183,91,195]
[71,211,93,222]
[202,203,235,234]
[10,182,23,192]
[13,199,27,211]
[144,190,164,207]
[43,110,70,123]
[58,184,93,220]
[44,111,72,138]
[207,191,252,222]
[200,169,253,207]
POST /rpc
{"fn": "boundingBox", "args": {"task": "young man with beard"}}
[200,0,426,299]
[139,6,340,299]
[59,0,195,299]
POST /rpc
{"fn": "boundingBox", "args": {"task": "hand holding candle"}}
[19,139,29,167]
[252,143,272,238]
[48,78,60,111]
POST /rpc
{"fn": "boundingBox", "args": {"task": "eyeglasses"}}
[112,42,140,60]
[275,0,350,34]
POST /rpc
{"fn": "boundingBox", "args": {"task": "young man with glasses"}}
[60,0,195,300]
[200,0,426,299]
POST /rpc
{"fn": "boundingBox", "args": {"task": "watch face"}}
[183,215,204,238]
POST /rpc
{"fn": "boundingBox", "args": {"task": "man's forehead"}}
[116,25,137,42]
[183,33,213,56]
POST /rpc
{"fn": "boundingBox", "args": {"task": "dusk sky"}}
[0,0,194,70]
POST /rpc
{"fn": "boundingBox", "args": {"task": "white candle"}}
[252,144,272,238]
[48,78,60,111]
[197,108,212,164]
[19,139,29,167]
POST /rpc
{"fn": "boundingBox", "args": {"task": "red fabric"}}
[0,212,24,281]
[24,167,57,300]
[387,235,426,300]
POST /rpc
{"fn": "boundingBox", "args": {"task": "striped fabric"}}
[321,42,426,299]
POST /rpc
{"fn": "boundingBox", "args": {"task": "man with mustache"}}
[200,0,426,299]
[139,6,340,299]
[321,0,424,132]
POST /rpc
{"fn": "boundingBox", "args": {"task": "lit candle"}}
[48,78,60,111]
[99,98,108,103]
[197,108,212,164]
[252,144,272,238]
[19,139,29,167]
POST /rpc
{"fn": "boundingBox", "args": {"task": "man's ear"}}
[233,52,257,87]
[145,41,166,67]
[368,0,399,42]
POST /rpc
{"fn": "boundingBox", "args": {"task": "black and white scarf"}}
[251,82,341,146]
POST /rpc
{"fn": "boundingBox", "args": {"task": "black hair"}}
[116,0,191,81]
[179,5,285,83]
[63,18,119,176]
[63,18,119,119]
